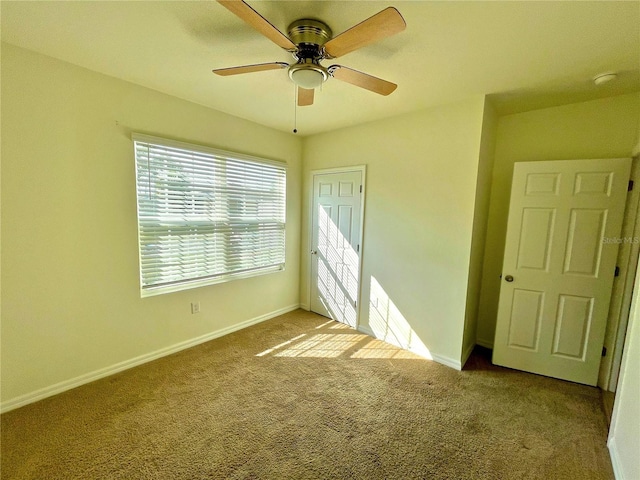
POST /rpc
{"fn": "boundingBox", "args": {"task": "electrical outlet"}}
[191,302,200,314]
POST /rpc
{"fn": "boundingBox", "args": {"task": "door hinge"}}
[357,244,360,252]
[602,346,607,357]
[629,180,634,192]
[354,300,357,308]
[615,266,620,277]
[359,185,363,193]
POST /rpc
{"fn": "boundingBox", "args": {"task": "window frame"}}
[132,133,287,297]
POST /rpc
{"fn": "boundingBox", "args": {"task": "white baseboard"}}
[300,303,310,311]
[608,436,625,480]
[431,353,462,371]
[0,304,300,414]
[357,324,462,370]
[476,338,494,349]
[357,324,374,336]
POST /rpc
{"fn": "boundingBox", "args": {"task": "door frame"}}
[601,155,640,391]
[307,165,367,328]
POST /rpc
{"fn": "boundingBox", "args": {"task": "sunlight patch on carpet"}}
[350,340,424,359]
[274,333,368,358]
[255,334,307,357]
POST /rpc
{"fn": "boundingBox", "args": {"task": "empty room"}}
[1,1,639,479]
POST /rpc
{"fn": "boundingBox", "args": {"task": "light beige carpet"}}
[1,309,614,479]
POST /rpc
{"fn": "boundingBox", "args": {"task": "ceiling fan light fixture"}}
[289,62,328,89]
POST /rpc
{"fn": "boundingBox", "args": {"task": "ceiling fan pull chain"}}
[293,85,298,134]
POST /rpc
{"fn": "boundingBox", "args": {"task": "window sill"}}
[140,265,285,298]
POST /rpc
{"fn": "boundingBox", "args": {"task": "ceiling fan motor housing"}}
[287,19,332,88]
[288,19,332,58]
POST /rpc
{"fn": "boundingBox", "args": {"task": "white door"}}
[493,158,631,385]
[310,169,363,327]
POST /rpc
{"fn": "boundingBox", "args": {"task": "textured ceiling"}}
[2,1,639,135]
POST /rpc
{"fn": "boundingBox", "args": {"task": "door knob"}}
[505,275,514,282]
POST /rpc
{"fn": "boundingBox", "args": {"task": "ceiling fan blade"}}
[217,0,296,51]
[329,65,397,96]
[323,7,406,59]
[298,87,314,106]
[213,62,288,76]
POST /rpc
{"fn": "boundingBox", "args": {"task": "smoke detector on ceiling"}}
[593,72,618,86]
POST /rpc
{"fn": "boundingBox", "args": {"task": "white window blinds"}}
[133,134,286,296]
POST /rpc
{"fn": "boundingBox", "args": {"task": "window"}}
[133,134,286,297]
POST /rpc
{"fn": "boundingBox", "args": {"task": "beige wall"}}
[476,93,640,348]
[462,99,497,361]
[5,39,638,412]
[0,44,302,406]
[301,97,486,366]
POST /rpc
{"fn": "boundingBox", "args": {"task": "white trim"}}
[431,353,463,371]
[357,324,375,337]
[300,303,310,311]
[476,337,494,349]
[608,437,625,480]
[0,304,300,414]
[605,156,640,391]
[141,266,285,298]
[307,165,367,329]
[309,165,367,176]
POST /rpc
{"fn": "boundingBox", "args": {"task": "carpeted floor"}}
[1,309,614,479]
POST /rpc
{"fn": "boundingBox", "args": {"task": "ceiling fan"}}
[213,0,406,106]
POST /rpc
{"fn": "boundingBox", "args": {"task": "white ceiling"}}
[2,1,639,136]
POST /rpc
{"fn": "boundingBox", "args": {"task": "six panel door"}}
[310,170,363,327]
[493,158,631,385]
